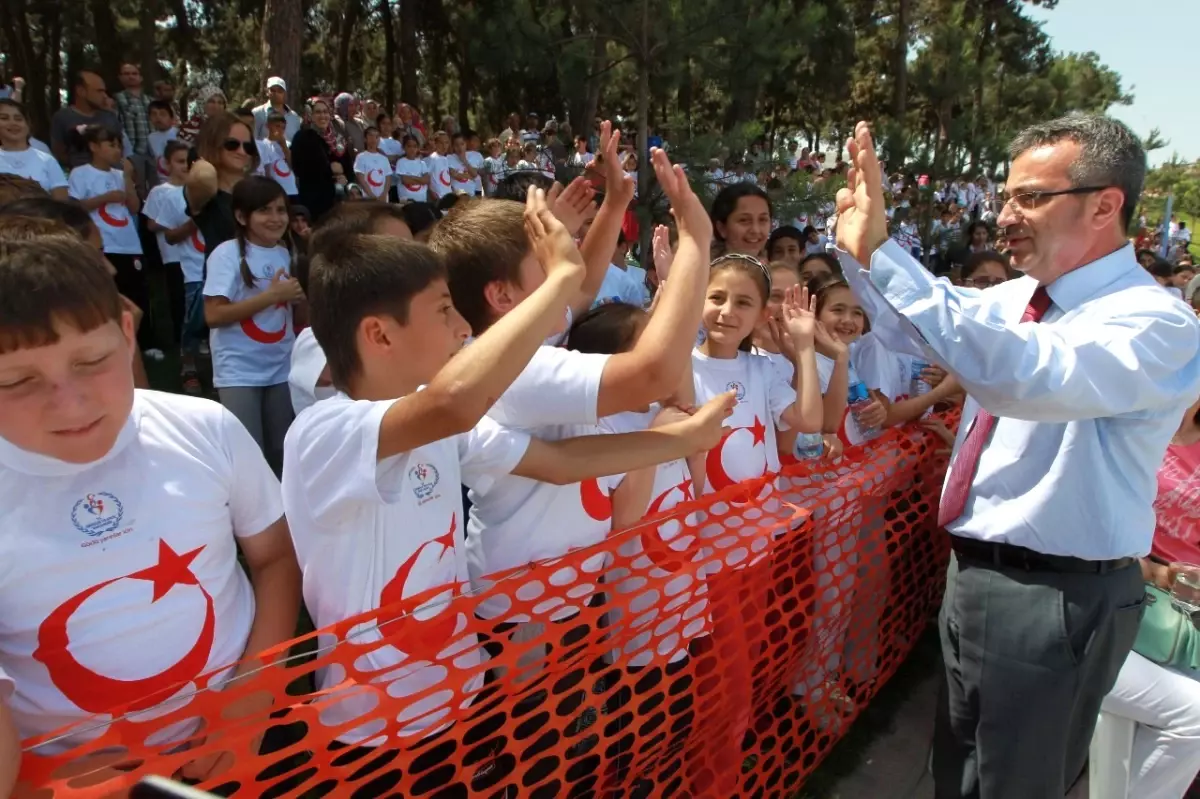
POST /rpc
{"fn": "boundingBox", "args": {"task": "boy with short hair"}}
[0,237,300,780]
[146,99,178,185]
[259,112,297,199]
[144,139,206,394]
[428,144,714,625]
[282,189,731,752]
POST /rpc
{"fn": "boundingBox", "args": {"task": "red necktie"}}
[937,286,1053,528]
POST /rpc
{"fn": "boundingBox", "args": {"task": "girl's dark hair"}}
[965,220,990,241]
[1149,259,1175,281]
[0,98,26,118]
[231,176,292,288]
[962,250,1010,280]
[567,302,646,355]
[364,126,380,139]
[710,182,772,243]
[78,123,121,151]
[766,225,804,259]
[0,196,98,241]
[437,193,462,213]
[710,254,771,352]
[799,251,840,277]
[163,139,190,161]
[400,201,442,237]
[376,113,391,126]
[808,271,870,334]
[401,134,420,147]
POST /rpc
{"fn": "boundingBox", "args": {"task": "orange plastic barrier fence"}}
[18,420,954,799]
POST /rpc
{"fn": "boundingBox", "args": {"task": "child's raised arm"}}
[376,189,586,460]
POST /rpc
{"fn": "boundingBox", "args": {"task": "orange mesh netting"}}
[17,418,955,799]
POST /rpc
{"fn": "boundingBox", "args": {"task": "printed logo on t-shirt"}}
[409,463,441,503]
[71,492,124,537]
[34,539,216,714]
[725,381,746,402]
[581,478,613,522]
[98,204,131,228]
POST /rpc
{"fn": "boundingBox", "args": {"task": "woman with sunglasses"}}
[185,111,259,263]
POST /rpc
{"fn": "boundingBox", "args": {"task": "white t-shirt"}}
[202,240,296,388]
[147,127,178,183]
[853,332,917,405]
[600,409,710,667]
[288,327,334,415]
[143,183,206,283]
[442,153,473,195]
[466,347,611,618]
[425,153,453,199]
[466,150,485,195]
[67,164,142,255]
[691,350,794,492]
[0,391,280,751]
[257,140,298,196]
[354,151,393,199]
[282,394,529,744]
[0,147,66,193]
[593,264,646,308]
[394,157,430,202]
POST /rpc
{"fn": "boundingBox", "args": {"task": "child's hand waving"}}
[525,186,585,285]
[781,285,817,352]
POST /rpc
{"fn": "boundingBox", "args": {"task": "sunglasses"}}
[222,139,256,156]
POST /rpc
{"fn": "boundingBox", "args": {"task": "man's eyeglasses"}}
[222,139,257,156]
[1005,186,1110,213]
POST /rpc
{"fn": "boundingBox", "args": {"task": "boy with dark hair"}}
[428,143,714,633]
[146,99,178,186]
[0,237,300,781]
[281,189,731,761]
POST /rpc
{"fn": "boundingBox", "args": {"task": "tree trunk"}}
[890,0,909,162]
[0,0,47,134]
[378,0,396,112]
[138,0,159,85]
[88,0,122,86]
[46,10,63,117]
[968,0,997,174]
[398,0,419,106]
[261,0,302,102]
[334,0,362,92]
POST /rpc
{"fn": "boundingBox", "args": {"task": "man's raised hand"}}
[834,121,889,267]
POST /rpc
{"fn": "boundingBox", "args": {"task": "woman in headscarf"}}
[179,86,227,144]
[333,92,365,153]
[290,97,354,223]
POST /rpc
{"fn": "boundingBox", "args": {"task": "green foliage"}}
[1142,158,1200,224]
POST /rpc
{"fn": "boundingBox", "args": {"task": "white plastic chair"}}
[1089,710,1136,799]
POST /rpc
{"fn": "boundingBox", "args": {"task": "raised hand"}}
[834,121,889,267]
[524,186,586,285]
[650,147,711,243]
[545,176,597,237]
[652,224,674,282]
[597,121,635,207]
[781,285,817,352]
[813,320,847,359]
[685,390,738,451]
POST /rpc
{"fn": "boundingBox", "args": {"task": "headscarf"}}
[179,85,227,144]
[333,92,354,121]
[306,97,346,159]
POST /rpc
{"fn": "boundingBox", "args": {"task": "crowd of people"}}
[0,63,1198,799]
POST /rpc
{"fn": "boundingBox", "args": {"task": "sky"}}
[1025,0,1198,166]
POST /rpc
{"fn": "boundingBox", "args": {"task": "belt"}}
[949,536,1137,575]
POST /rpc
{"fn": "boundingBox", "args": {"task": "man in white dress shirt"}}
[834,114,1200,798]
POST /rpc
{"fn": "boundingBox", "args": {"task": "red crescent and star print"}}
[377,515,460,662]
[34,539,215,714]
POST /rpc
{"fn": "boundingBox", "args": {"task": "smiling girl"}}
[0,99,66,199]
[203,176,301,473]
[711,183,772,260]
[692,255,823,491]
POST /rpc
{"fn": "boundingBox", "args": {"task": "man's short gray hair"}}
[1009,113,1145,229]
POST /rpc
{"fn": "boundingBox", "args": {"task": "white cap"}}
[266,76,287,91]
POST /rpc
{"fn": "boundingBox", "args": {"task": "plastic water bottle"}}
[848,381,881,439]
[793,433,825,460]
[910,359,931,398]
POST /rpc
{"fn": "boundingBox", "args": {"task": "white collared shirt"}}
[839,240,1200,560]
